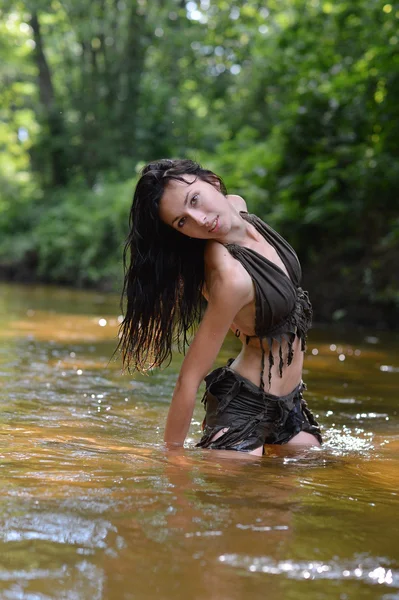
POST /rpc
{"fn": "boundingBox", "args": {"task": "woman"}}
[119,159,322,456]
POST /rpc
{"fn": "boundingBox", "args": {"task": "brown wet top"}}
[225,212,313,388]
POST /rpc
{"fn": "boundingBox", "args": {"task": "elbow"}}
[175,372,202,395]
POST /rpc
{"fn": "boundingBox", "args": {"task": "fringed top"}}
[225,212,313,390]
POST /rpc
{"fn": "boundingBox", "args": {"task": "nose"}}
[192,211,208,226]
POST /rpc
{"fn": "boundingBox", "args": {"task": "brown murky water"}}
[0,283,398,600]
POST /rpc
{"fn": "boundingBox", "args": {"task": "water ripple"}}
[0,513,120,548]
[218,554,398,586]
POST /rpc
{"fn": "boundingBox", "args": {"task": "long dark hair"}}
[118,159,227,372]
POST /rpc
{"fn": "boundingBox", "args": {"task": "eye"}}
[177,217,186,228]
[190,193,199,206]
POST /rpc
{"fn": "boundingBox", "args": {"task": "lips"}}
[209,216,219,233]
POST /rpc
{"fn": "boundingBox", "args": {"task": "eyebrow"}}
[171,191,190,226]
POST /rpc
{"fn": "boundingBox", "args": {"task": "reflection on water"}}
[0,283,398,599]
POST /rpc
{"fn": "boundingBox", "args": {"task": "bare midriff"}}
[228,333,304,396]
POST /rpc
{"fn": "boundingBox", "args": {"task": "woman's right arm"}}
[164,248,251,447]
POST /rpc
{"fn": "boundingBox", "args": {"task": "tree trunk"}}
[30,11,69,187]
[119,3,149,154]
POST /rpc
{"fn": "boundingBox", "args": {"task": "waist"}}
[230,337,304,396]
[205,363,305,405]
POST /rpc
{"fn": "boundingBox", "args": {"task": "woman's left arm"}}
[164,258,250,447]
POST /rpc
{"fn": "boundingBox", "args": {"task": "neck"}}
[215,209,257,245]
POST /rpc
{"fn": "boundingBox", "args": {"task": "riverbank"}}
[1,173,397,330]
[1,273,398,332]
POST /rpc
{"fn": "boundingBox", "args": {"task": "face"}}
[159,175,231,239]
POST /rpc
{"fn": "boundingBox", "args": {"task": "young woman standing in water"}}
[119,159,322,456]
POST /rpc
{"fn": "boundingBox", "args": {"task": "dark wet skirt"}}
[196,363,322,452]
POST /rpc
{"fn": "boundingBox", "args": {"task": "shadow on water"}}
[0,283,398,600]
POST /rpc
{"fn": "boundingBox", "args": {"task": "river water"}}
[0,283,398,599]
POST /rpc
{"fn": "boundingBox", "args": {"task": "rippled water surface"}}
[0,283,398,600]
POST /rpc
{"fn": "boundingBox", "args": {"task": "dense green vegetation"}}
[1,0,398,326]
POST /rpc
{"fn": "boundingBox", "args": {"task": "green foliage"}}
[0,0,398,326]
[34,178,133,287]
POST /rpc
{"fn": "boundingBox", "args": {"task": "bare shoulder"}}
[203,241,252,305]
[227,194,248,212]
[204,239,230,268]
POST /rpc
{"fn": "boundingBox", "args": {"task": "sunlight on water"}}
[323,427,375,454]
[219,554,397,585]
[0,283,398,599]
